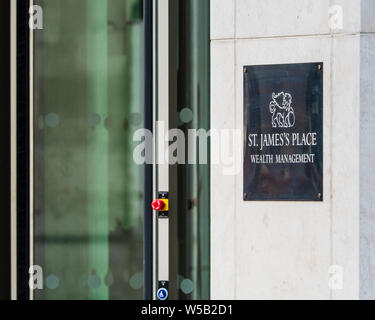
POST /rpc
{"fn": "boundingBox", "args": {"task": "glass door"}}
[32,0,152,300]
[17,0,210,300]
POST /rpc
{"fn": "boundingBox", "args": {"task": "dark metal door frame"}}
[0,0,11,300]
[14,0,154,300]
[15,0,31,301]
[143,0,154,300]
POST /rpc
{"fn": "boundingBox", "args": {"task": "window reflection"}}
[34,0,145,300]
[170,0,210,300]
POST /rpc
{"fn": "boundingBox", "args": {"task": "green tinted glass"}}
[33,0,145,300]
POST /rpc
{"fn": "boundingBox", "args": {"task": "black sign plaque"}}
[243,62,323,201]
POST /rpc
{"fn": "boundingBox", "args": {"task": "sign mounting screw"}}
[244,67,247,73]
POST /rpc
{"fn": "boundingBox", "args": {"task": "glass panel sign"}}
[243,62,323,201]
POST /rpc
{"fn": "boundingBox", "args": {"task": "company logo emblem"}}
[269,92,295,128]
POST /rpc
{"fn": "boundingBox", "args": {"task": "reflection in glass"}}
[34,0,145,300]
[171,0,210,300]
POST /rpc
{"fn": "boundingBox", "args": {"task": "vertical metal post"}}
[156,0,169,300]
[29,0,34,301]
[0,0,11,301]
[10,0,17,300]
[144,0,154,300]
[16,0,31,300]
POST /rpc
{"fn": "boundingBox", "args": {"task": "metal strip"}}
[0,0,12,301]
[10,0,18,301]
[144,0,154,300]
[157,0,169,289]
[29,0,34,301]
[152,0,157,300]
[158,219,169,281]
[16,0,31,300]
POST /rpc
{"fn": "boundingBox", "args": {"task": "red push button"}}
[151,199,165,211]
